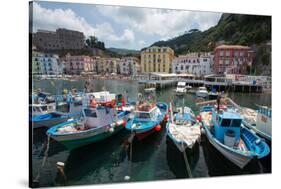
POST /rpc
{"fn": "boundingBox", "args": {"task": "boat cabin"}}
[134,104,161,121]
[212,110,242,145]
[81,106,116,128]
[174,113,195,126]
[31,103,56,116]
[198,86,207,91]
[256,106,272,137]
[177,82,186,88]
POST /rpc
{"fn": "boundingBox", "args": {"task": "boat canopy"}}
[177,82,186,87]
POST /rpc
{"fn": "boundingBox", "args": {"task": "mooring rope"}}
[181,142,193,178]
[125,132,135,181]
[33,134,51,182]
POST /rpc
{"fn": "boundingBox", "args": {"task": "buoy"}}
[57,162,65,168]
[201,128,205,135]
[109,127,114,133]
[196,115,201,122]
[124,175,130,181]
[122,120,127,127]
[155,125,161,131]
[56,162,66,184]
[164,114,169,121]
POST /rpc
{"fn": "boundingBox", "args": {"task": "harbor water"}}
[32,79,271,187]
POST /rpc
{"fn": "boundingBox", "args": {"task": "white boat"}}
[243,105,272,142]
[186,85,192,90]
[47,91,134,150]
[30,103,79,129]
[208,89,219,100]
[196,87,208,98]
[167,105,201,151]
[174,82,187,96]
[144,82,156,93]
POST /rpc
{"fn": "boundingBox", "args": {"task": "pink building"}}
[61,54,95,74]
[214,45,253,74]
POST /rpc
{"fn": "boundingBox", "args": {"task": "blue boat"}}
[30,102,80,129]
[125,102,169,140]
[243,105,272,142]
[47,91,134,150]
[200,105,270,169]
[167,106,201,152]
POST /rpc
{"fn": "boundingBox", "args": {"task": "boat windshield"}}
[220,118,241,127]
[41,106,48,111]
[84,109,97,118]
[134,112,151,119]
[176,119,194,126]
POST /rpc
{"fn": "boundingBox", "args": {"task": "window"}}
[41,106,47,111]
[135,112,150,119]
[231,119,241,127]
[84,109,97,117]
[221,119,231,127]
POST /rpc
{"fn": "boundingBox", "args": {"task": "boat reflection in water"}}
[166,136,200,178]
[201,134,267,176]
[58,129,128,186]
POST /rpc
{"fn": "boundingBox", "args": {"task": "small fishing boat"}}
[125,101,169,140]
[243,105,272,142]
[208,88,219,100]
[174,82,187,96]
[30,103,79,129]
[144,82,156,93]
[196,86,208,98]
[186,85,192,91]
[47,91,133,150]
[167,105,201,152]
[200,105,270,169]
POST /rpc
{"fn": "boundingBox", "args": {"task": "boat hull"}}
[243,121,272,142]
[32,117,70,129]
[202,123,252,169]
[52,125,124,150]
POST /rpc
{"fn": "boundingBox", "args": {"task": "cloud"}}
[138,40,146,46]
[96,6,221,39]
[32,2,135,48]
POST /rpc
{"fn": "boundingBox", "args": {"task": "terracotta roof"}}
[215,45,251,50]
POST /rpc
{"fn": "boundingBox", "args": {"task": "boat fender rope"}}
[181,142,193,178]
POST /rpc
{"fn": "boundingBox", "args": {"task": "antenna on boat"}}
[217,93,221,113]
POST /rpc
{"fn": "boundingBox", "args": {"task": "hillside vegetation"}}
[151,13,271,75]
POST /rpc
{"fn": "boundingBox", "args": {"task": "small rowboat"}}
[167,106,201,152]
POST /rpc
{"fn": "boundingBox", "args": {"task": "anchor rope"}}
[34,134,51,182]
[125,132,135,181]
[181,142,193,178]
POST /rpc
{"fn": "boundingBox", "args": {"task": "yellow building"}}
[141,46,174,73]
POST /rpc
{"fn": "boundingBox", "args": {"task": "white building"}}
[118,57,140,75]
[172,52,213,76]
[33,52,62,75]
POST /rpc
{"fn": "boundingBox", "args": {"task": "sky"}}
[32,1,222,50]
